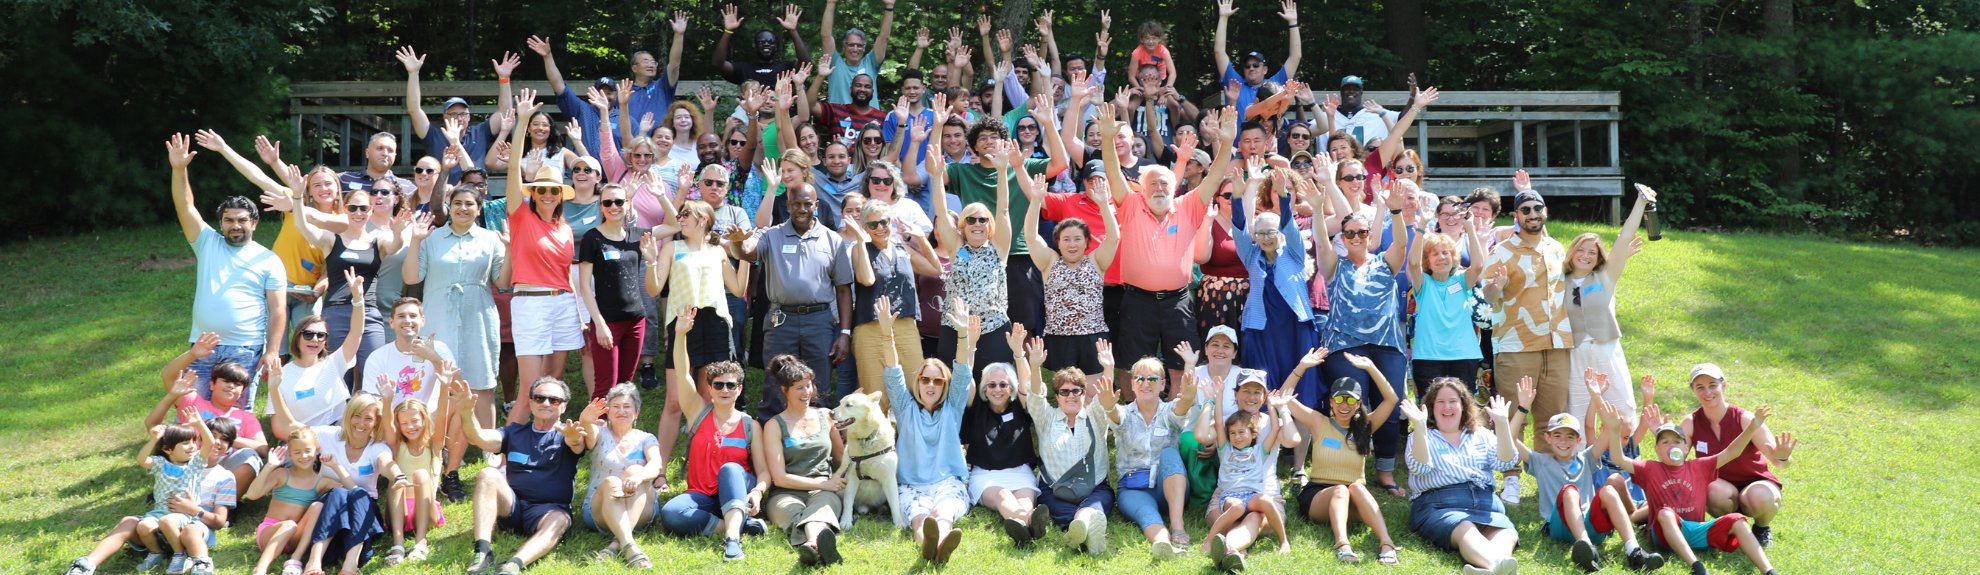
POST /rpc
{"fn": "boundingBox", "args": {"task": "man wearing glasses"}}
[460,377,587,575]
[400,45,517,185]
[1481,189,1573,507]
[730,185,856,418]
[1212,0,1303,119]
[712,4,812,91]
[820,0,895,107]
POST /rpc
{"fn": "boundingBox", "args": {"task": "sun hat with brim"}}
[522,165,575,200]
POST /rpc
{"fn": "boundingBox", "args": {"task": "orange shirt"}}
[1117,190,1207,292]
[508,204,575,291]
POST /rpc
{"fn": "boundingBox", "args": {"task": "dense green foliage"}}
[5,0,1978,243]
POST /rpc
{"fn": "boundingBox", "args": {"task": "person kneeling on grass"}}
[67,390,219,575]
[1679,363,1797,548]
[1611,400,1781,575]
[1507,376,1664,572]
[459,376,587,575]
[1195,370,1297,572]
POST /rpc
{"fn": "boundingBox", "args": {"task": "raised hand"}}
[1217,0,1237,18]
[975,15,991,37]
[190,331,222,359]
[697,87,718,117]
[1094,103,1120,139]
[1640,403,1666,431]
[814,53,835,79]
[915,28,930,49]
[253,135,284,168]
[1485,395,1513,421]
[525,35,552,58]
[1025,336,1047,367]
[1267,387,1296,410]
[409,212,436,241]
[1773,431,1796,460]
[565,118,583,144]
[675,308,696,335]
[395,46,425,74]
[1588,369,1611,399]
[1295,347,1327,369]
[1005,322,1029,359]
[778,4,802,30]
[1396,395,1428,424]
[516,87,542,117]
[996,29,1013,57]
[1172,341,1199,367]
[671,10,689,34]
[1513,169,1533,192]
[1517,375,1537,410]
[1639,374,1656,404]
[638,112,656,138]
[492,51,523,79]
[722,4,742,30]
[168,368,198,398]
[1094,339,1116,372]
[191,129,229,153]
[579,397,608,423]
[1412,86,1441,108]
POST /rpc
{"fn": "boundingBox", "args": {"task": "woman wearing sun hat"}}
[503,90,586,423]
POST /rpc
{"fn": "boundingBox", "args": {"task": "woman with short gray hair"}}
[573,382,662,568]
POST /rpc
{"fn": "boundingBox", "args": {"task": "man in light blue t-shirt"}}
[819,0,894,107]
[168,134,287,412]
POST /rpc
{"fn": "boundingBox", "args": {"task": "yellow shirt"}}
[273,211,325,290]
[1307,417,1367,486]
[1484,232,1571,352]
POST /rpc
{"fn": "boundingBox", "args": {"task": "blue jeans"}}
[1321,344,1408,473]
[1115,447,1186,530]
[658,462,757,536]
[190,343,265,412]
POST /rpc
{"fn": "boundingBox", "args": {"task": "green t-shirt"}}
[946,158,1052,255]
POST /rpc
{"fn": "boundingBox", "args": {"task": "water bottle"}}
[1637,183,1664,241]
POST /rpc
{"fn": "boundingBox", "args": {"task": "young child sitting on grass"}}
[1509,375,1664,573]
[1610,398,1782,575]
[1195,371,1301,572]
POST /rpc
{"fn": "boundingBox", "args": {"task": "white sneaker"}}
[1499,476,1523,505]
[1085,515,1107,555]
[1462,564,1494,575]
[166,554,189,575]
[1492,556,1520,575]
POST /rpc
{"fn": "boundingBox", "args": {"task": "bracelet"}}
[1288,23,1300,28]
[498,78,510,83]
[1517,406,1531,414]
[1389,208,1402,215]
[840,329,852,336]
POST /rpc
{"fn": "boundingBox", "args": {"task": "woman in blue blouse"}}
[1400,378,1520,575]
[878,296,978,565]
[1316,182,1413,496]
[1230,167,1329,478]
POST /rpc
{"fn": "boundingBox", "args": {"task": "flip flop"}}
[281,560,303,575]
[1382,484,1406,497]
[1378,543,1401,566]
[1335,542,1361,564]
[381,545,405,566]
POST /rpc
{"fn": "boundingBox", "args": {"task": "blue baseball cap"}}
[441,97,470,111]
[1242,52,1269,66]
[1341,76,1364,87]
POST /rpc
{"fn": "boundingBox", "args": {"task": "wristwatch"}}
[840,329,852,336]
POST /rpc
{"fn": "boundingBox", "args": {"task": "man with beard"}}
[1332,75,1400,148]
[812,71,886,144]
[729,184,855,417]
[1101,104,1236,391]
[339,132,415,195]
[820,0,895,107]
[167,133,288,411]
[1482,187,1573,506]
[713,3,810,89]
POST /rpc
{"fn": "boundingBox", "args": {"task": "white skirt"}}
[968,464,1039,504]
[1568,338,1638,430]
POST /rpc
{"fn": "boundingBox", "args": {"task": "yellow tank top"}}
[664,244,734,325]
[274,210,325,289]
[1307,417,1367,486]
[395,442,436,478]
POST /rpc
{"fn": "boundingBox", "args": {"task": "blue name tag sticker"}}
[602,249,619,261]
[721,437,749,449]
[161,463,185,478]
[784,437,799,448]
[1321,437,1344,450]
[509,452,529,463]
[627,451,647,461]
[1567,458,1585,475]
[955,249,970,262]
[201,410,217,420]
[1583,283,1604,295]
[295,388,316,400]
[357,464,375,476]
[674,251,688,261]
[301,260,316,271]
[1167,224,1179,235]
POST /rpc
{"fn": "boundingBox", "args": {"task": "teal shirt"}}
[885,364,972,485]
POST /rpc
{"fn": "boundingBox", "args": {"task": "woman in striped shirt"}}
[1400,377,1520,575]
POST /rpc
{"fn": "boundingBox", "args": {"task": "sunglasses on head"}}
[1339,174,1368,182]
[1055,387,1084,397]
[600,199,626,207]
[531,393,567,405]
[964,216,991,225]
[709,379,742,391]
[1518,205,1544,215]
[1341,229,1371,239]
[412,167,438,175]
[862,220,888,230]
[868,177,894,186]
[299,330,329,341]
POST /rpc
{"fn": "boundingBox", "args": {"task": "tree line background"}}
[4,0,1978,244]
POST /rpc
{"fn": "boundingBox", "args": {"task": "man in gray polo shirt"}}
[729,185,855,418]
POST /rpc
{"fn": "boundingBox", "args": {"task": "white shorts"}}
[899,477,970,521]
[968,465,1039,504]
[511,291,585,356]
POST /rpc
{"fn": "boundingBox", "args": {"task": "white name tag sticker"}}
[341,251,364,261]
[582,216,597,225]
[1001,412,1015,423]
[781,244,798,254]
[602,249,620,261]
[1696,441,1709,453]
[1152,426,1169,437]
[1447,282,1465,294]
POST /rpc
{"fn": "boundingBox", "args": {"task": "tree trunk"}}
[1382,0,1427,85]
[995,0,1035,61]
[1763,0,1802,201]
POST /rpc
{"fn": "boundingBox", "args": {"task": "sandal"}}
[1381,483,1406,497]
[624,546,652,570]
[592,545,621,563]
[1377,543,1401,566]
[281,560,303,575]
[1335,542,1361,564]
[1292,471,1310,487]
[406,543,430,563]
[381,545,405,566]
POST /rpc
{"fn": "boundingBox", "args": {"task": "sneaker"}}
[166,553,189,574]
[493,558,523,575]
[1753,525,1772,547]
[1492,556,1521,575]
[815,529,842,565]
[136,553,166,572]
[1063,513,1091,550]
[1500,475,1523,505]
[1152,540,1179,560]
[740,518,767,536]
[442,471,468,502]
[1085,516,1107,555]
[722,536,745,561]
[1207,533,1229,563]
[65,558,96,575]
[1221,551,1248,572]
[638,363,659,390]
[1626,546,1666,572]
[188,557,215,575]
[466,549,496,575]
[1690,561,1710,575]
[1462,565,1494,575]
[1570,539,1601,572]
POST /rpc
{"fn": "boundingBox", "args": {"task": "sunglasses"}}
[630,153,655,159]
[1131,375,1162,384]
[1252,229,1281,237]
[1338,174,1368,182]
[1291,162,1313,169]
[700,179,726,187]
[1055,388,1084,397]
[299,330,329,341]
[531,393,568,406]
[1289,133,1311,139]
[862,220,888,230]
[1244,62,1266,69]
[709,379,742,391]
[412,167,438,175]
[572,166,597,175]
[1341,229,1371,239]
[1332,395,1361,406]
[918,376,949,386]
[983,382,1012,390]
[1518,205,1544,215]
[1016,124,1040,131]
[600,199,627,207]
[964,216,991,225]
[371,188,398,195]
[728,140,748,147]
[347,205,371,213]
[532,188,561,196]
[1396,165,1419,174]
[868,177,895,186]
[860,137,885,145]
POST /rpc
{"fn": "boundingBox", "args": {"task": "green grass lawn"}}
[2,222,1976,574]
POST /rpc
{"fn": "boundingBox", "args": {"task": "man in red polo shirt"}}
[1099,102,1237,388]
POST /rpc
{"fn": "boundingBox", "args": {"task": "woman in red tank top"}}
[1678,363,1798,547]
[656,313,768,561]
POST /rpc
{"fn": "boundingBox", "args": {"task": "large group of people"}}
[70,3,1803,575]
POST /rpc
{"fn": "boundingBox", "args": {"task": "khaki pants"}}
[853,318,923,410]
[1495,348,1571,472]
[766,488,842,546]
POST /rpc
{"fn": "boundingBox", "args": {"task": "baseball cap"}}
[1513,190,1546,208]
[441,97,470,111]
[1190,148,1213,168]
[1651,422,1687,444]
[592,77,616,92]
[1689,362,1726,383]
[1242,51,1268,66]
[1341,75,1365,87]
[1545,413,1581,434]
[1236,369,1269,391]
[1079,159,1108,182]
[1329,377,1363,402]
[1205,325,1239,348]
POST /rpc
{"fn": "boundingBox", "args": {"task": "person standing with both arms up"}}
[165,133,287,411]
